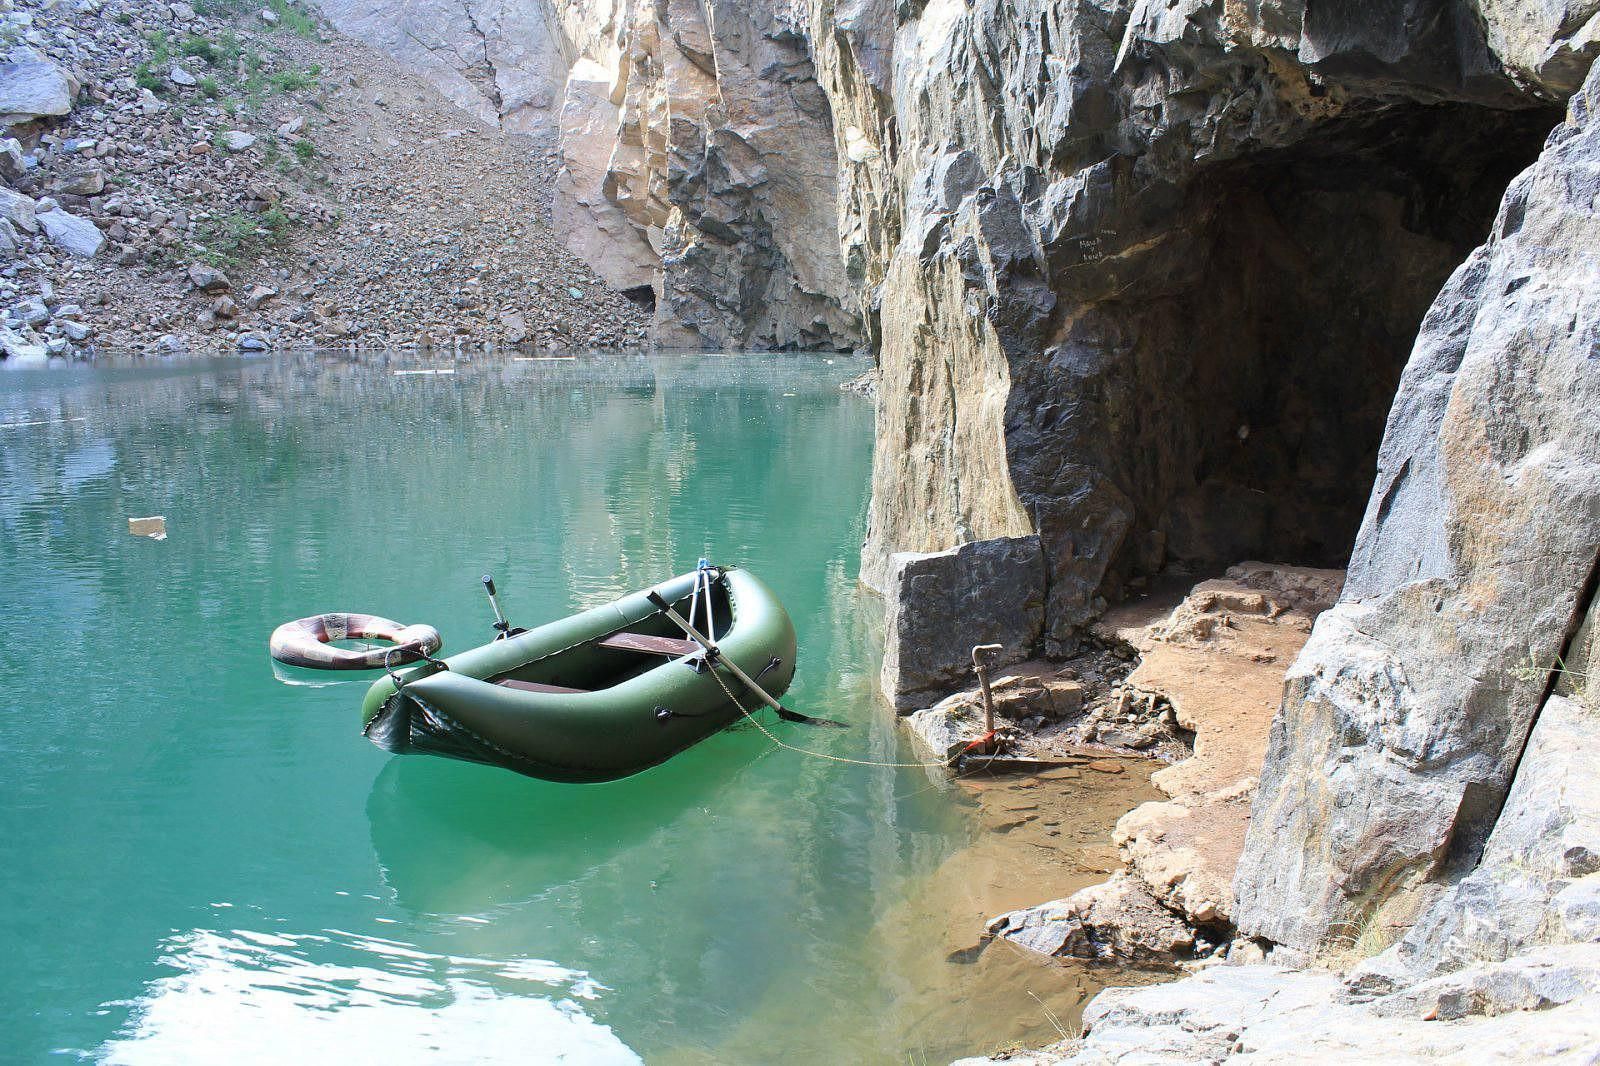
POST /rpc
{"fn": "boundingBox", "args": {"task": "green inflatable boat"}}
[361,565,798,783]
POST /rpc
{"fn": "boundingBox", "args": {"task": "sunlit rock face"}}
[314,0,573,132]
[820,0,1564,646]
[545,0,863,348]
[313,0,863,350]
[1233,64,1600,955]
[604,0,863,349]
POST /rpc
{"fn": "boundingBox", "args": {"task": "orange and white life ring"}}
[269,613,442,671]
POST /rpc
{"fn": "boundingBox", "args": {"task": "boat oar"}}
[646,591,848,728]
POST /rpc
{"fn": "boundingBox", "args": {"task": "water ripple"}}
[93,927,638,1065]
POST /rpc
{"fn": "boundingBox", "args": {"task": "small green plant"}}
[145,29,172,62]
[179,31,249,70]
[116,10,134,24]
[292,138,315,163]
[265,0,320,39]
[199,75,220,98]
[133,62,165,94]
[192,0,251,16]
[178,35,220,65]
[268,68,317,92]
[196,207,294,267]
[259,206,291,242]
[1510,648,1594,687]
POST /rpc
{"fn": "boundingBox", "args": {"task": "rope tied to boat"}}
[705,661,954,770]
[383,644,449,692]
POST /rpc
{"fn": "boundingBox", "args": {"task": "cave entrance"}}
[1134,101,1558,579]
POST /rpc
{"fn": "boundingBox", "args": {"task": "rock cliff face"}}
[1233,59,1600,953]
[807,0,1600,1058]
[830,0,1564,640]
[315,0,864,349]
[593,0,863,348]
[315,0,574,132]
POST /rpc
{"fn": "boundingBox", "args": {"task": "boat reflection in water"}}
[364,729,775,915]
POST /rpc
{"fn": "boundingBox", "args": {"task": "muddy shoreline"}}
[896,563,1344,1021]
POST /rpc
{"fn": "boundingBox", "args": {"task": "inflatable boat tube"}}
[270,612,442,671]
[360,566,797,783]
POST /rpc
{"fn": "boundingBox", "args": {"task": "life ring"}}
[269,612,442,671]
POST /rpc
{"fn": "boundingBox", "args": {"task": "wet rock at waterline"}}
[904,663,1086,761]
[986,872,1194,963]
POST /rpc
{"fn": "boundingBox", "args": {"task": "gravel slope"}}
[0,0,651,356]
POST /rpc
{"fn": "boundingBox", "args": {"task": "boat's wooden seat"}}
[599,631,699,657]
[495,678,589,694]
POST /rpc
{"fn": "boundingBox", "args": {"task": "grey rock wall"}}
[822,0,1561,647]
[1233,62,1600,954]
[313,0,572,132]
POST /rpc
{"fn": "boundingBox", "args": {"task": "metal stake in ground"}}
[972,643,1004,754]
[646,590,847,728]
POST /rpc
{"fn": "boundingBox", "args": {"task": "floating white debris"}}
[129,515,167,540]
[0,416,86,429]
[392,368,455,376]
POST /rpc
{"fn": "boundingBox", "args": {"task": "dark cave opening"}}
[620,284,658,311]
[1122,101,1561,580]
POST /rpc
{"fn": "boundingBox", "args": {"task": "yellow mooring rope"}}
[707,662,961,770]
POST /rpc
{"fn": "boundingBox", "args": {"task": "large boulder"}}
[36,207,102,258]
[985,871,1195,962]
[1233,62,1600,955]
[879,534,1044,710]
[0,47,75,125]
[0,186,37,233]
[0,325,46,363]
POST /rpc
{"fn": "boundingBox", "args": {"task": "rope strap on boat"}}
[384,644,448,691]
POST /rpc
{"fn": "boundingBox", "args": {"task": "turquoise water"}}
[0,353,1121,1064]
